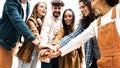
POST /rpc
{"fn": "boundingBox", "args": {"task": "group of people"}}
[0,0,120,68]
[40,0,120,68]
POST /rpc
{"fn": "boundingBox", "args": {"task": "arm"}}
[58,25,84,47]
[6,1,35,42]
[52,28,64,45]
[5,1,50,48]
[27,19,41,41]
[59,22,96,56]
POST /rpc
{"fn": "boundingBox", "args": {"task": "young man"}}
[40,0,64,68]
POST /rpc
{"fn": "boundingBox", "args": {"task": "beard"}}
[53,12,61,18]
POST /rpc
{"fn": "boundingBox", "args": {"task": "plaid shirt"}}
[58,25,93,68]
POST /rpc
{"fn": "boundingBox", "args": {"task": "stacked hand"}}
[38,44,61,63]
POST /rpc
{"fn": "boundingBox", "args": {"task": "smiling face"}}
[37,2,47,18]
[79,1,90,17]
[64,10,73,25]
[52,6,62,18]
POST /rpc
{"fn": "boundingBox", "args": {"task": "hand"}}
[38,44,57,52]
[38,49,51,63]
[54,44,62,49]
[47,50,61,58]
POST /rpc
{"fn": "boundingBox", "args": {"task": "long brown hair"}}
[79,0,98,29]
[30,2,47,22]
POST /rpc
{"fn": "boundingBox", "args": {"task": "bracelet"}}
[36,42,40,47]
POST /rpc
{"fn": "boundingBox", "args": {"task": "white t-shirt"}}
[21,3,27,22]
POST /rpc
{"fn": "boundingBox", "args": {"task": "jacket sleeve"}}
[52,28,64,45]
[5,1,36,42]
[59,21,96,56]
[58,26,83,47]
[27,19,41,41]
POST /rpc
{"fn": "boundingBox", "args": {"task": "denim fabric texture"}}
[0,0,36,50]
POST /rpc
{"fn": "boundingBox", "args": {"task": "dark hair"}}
[62,9,75,36]
[106,0,118,7]
[79,0,98,29]
[51,0,65,6]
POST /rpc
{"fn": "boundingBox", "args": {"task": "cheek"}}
[83,8,89,16]
[37,10,42,15]
[92,0,100,9]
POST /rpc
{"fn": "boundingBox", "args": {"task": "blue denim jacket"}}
[0,0,36,50]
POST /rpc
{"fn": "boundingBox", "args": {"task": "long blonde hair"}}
[30,2,47,22]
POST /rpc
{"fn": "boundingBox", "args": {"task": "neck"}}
[99,5,112,15]
[22,0,27,4]
[37,15,42,18]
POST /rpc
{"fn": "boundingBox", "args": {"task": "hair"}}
[79,0,98,29]
[106,0,118,7]
[51,0,65,6]
[30,2,47,22]
[62,9,75,37]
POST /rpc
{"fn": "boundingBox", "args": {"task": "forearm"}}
[6,3,36,42]
[27,20,41,41]
[59,26,95,56]
[58,26,83,47]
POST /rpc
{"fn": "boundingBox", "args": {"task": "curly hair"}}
[79,0,98,29]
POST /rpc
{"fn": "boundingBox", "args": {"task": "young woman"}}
[18,1,47,68]
[48,0,120,68]
[52,8,83,68]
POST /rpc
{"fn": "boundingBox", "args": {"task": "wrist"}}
[56,44,61,49]
[36,42,41,48]
[57,50,61,56]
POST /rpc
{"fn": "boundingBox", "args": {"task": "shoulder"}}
[27,17,38,25]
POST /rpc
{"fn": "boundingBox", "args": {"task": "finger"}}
[39,50,46,56]
[39,50,44,56]
[41,50,47,56]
